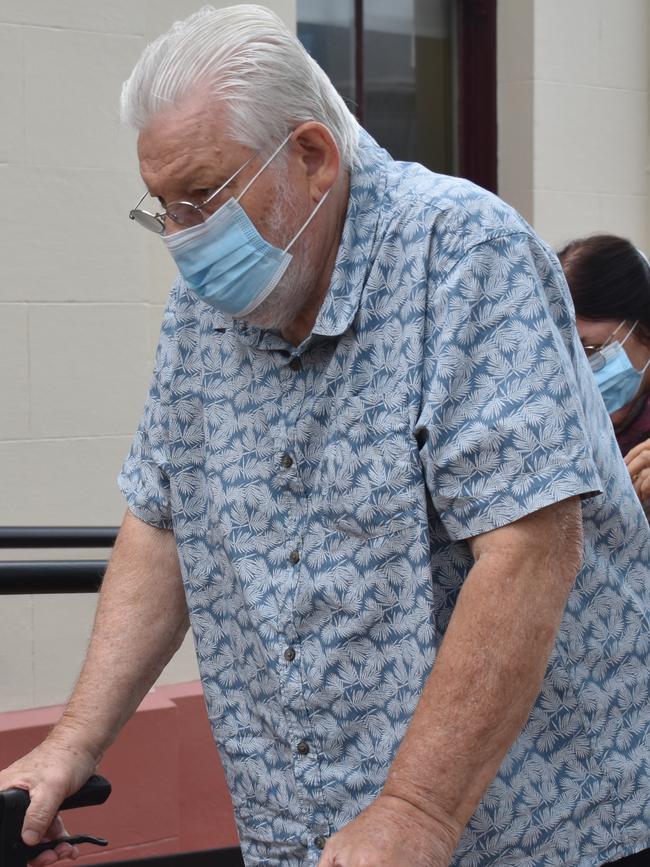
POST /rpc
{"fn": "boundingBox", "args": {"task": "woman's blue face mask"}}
[588,321,650,414]
[163,134,329,318]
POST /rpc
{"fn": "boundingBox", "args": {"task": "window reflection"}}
[298,2,355,111]
[298,0,454,175]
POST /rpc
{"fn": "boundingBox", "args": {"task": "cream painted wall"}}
[0,1,296,713]
[4,0,647,714]
[498,0,650,253]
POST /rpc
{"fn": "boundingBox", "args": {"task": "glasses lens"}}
[129,209,164,234]
[167,202,204,228]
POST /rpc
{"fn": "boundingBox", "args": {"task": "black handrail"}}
[0,526,118,594]
[0,560,106,594]
[0,527,118,549]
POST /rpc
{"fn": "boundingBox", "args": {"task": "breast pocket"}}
[315,394,420,540]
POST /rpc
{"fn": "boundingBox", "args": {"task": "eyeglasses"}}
[582,342,606,358]
[582,320,629,358]
[129,154,255,235]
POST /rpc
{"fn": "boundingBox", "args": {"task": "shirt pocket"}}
[314,393,420,539]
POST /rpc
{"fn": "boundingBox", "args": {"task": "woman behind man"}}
[559,234,650,514]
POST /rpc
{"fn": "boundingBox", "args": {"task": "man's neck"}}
[280,175,350,347]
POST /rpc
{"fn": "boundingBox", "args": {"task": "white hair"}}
[120,4,360,168]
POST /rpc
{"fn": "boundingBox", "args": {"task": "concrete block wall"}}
[0,0,295,714]
[498,0,650,252]
[3,0,647,716]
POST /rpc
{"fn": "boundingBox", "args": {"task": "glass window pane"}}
[363,0,453,173]
[298,0,455,176]
[297,1,355,113]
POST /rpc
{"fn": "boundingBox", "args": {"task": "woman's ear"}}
[289,121,341,202]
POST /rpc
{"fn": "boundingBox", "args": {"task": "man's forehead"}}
[141,93,214,136]
[136,97,245,185]
[138,116,224,163]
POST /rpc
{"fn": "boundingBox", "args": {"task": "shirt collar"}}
[205,129,389,349]
[310,129,388,338]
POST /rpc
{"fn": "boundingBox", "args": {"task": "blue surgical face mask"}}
[589,321,650,413]
[163,135,329,318]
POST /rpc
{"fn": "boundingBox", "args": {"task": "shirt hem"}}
[435,462,602,541]
[117,478,174,531]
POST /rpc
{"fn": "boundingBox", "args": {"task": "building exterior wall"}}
[1,1,648,858]
[498,0,650,252]
[2,0,647,717]
[0,1,295,714]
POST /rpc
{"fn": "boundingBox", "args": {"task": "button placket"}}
[272,361,329,830]
[280,451,294,469]
[281,648,330,839]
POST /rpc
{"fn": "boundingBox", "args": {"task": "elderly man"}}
[2,6,649,867]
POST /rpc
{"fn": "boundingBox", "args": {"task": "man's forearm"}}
[383,499,583,841]
[49,510,189,762]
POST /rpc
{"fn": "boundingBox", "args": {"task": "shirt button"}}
[314,835,327,850]
[289,549,300,565]
[280,453,293,469]
[297,740,310,755]
[289,357,302,372]
[284,646,296,662]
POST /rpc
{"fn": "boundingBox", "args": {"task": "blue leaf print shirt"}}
[119,131,650,867]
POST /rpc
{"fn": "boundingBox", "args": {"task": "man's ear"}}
[289,122,341,202]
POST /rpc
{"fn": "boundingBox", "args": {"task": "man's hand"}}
[0,511,188,866]
[316,794,459,867]
[317,499,582,867]
[0,738,96,865]
[624,437,650,502]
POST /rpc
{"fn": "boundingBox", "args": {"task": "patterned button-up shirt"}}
[119,131,650,867]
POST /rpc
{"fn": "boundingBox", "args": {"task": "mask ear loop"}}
[619,320,650,376]
[588,322,634,372]
[637,354,650,376]
[619,320,639,348]
[283,189,331,253]
[235,130,333,253]
[236,133,293,202]
[603,319,628,347]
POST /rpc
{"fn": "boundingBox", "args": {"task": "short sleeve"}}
[117,284,180,530]
[418,231,603,540]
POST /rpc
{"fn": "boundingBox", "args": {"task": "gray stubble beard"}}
[237,174,321,334]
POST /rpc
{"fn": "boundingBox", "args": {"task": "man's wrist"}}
[47,718,106,765]
[378,786,462,853]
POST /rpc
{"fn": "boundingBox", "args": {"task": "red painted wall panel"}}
[0,682,239,863]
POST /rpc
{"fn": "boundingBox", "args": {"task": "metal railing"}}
[0,526,117,594]
[0,526,245,865]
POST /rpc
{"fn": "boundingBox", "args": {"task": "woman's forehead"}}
[575,316,622,343]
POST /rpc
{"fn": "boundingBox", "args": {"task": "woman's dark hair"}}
[558,233,650,346]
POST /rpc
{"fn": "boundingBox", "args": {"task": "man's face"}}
[137,97,319,330]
